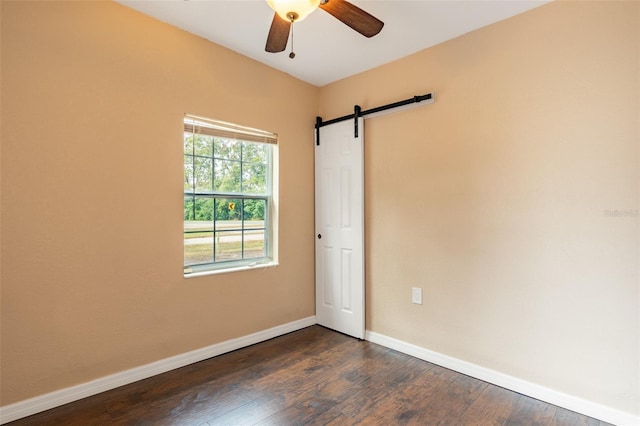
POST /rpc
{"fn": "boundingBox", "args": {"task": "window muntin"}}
[183,115,276,274]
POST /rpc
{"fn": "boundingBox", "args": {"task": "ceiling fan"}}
[265,0,384,58]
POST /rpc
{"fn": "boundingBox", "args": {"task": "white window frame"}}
[183,114,278,276]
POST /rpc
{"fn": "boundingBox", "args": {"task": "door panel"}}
[315,119,364,339]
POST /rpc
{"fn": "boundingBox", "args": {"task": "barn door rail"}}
[314,92,434,145]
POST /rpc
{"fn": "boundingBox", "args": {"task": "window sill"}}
[183,261,279,279]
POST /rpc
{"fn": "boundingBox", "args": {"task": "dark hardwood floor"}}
[6,326,611,425]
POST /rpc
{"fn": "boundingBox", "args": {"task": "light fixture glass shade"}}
[265,0,321,22]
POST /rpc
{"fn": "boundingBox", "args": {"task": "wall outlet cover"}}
[412,287,422,304]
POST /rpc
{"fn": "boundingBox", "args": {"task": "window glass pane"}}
[214,159,241,193]
[214,231,243,262]
[184,133,194,154]
[214,138,241,161]
[184,197,214,223]
[184,231,214,266]
[184,155,194,192]
[243,142,267,163]
[193,135,213,157]
[244,229,265,259]
[184,197,214,266]
[242,163,267,194]
[243,199,265,229]
[184,196,195,221]
[183,132,193,155]
[215,198,242,223]
[214,198,242,262]
[193,157,212,192]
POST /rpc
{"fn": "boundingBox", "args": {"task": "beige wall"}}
[0,1,317,405]
[1,0,639,419]
[320,0,639,416]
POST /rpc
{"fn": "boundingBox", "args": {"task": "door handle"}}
[317,234,322,239]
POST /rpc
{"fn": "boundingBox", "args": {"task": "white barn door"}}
[315,119,364,339]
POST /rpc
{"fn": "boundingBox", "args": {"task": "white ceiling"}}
[117,0,548,87]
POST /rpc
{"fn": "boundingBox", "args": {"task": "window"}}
[183,115,277,274]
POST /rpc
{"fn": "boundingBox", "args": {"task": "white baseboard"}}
[0,316,316,425]
[365,330,639,426]
[3,319,637,426]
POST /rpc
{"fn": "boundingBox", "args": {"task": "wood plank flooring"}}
[6,326,611,425]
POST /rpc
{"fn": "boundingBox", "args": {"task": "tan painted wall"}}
[1,0,639,418]
[319,0,639,416]
[0,1,317,404]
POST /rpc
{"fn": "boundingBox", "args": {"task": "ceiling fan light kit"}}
[265,0,384,57]
[266,0,321,22]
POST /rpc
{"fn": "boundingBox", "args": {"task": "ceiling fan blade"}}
[265,13,291,53]
[320,0,384,38]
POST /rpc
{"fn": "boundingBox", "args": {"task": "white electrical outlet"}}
[412,287,422,305]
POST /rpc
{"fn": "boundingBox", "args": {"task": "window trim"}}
[183,114,277,276]
[184,260,279,278]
